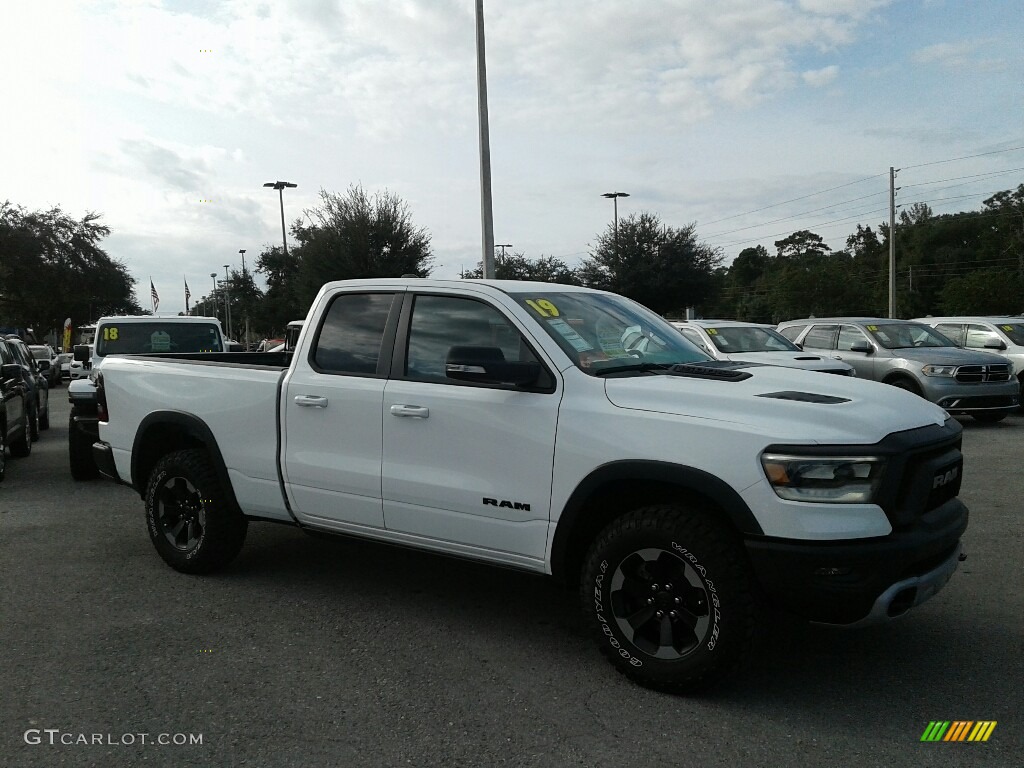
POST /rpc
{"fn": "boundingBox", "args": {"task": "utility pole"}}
[475,0,495,279]
[223,264,232,340]
[888,167,899,318]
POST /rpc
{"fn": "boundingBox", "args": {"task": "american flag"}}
[150,278,160,313]
[184,278,191,313]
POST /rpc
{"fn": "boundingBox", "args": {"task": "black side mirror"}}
[445,345,541,387]
[1,362,22,384]
[849,341,873,353]
[73,344,91,362]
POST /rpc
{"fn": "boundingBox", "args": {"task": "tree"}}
[579,212,723,315]
[0,202,139,337]
[252,245,302,335]
[939,269,1024,315]
[294,185,433,307]
[463,252,580,284]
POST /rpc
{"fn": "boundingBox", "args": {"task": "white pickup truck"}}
[91,279,968,691]
[68,315,226,479]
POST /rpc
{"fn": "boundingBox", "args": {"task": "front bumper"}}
[744,496,968,625]
[918,377,1019,414]
[92,441,127,485]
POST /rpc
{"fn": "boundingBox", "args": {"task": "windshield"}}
[703,326,800,353]
[509,291,711,375]
[29,346,52,360]
[95,322,223,356]
[995,322,1024,346]
[864,322,954,350]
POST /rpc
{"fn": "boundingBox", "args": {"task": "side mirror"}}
[849,341,873,353]
[445,345,541,387]
[984,339,1007,350]
[1,362,21,383]
[73,344,91,362]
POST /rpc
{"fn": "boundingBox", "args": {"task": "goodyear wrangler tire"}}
[145,449,248,574]
[580,505,759,692]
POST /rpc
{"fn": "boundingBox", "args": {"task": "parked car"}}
[776,318,1019,422]
[1,338,34,478]
[2,336,49,439]
[29,344,61,387]
[668,320,855,376]
[57,352,73,381]
[69,344,95,380]
[912,317,1024,394]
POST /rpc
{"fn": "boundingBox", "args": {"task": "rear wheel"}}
[145,449,248,574]
[10,418,31,458]
[580,504,760,692]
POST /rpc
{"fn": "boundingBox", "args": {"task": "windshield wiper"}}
[593,362,675,376]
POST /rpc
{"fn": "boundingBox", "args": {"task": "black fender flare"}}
[549,460,763,579]
[131,410,240,514]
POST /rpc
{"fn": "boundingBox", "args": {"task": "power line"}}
[902,144,1024,170]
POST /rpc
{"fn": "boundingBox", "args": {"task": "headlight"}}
[922,364,956,377]
[761,454,886,503]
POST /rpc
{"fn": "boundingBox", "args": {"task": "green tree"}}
[463,252,580,283]
[939,268,1024,315]
[0,202,139,336]
[294,185,433,307]
[252,245,303,336]
[579,212,723,315]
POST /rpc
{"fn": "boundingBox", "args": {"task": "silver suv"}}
[776,317,1019,422]
[912,317,1024,388]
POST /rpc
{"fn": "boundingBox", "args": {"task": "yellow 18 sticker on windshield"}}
[103,327,119,341]
[866,325,878,331]
[525,299,560,317]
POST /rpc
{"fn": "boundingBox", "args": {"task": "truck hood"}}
[889,347,1009,365]
[603,364,948,444]
[718,350,852,373]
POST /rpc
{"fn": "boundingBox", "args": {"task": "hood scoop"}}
[757,390,851,404]
[793,356,822,361]
[669,362,757,382]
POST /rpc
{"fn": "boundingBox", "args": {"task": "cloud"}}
[910,39,1005,71]
[120,139,208,191]
[802,64,839,87]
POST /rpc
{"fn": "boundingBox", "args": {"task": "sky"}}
[3,0,1022,315]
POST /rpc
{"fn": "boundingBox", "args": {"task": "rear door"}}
[281,291,401,530]
[381,291,560,563]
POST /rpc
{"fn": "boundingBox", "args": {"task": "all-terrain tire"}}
[28,406,39,442]
[580,504,760,692]
[69,410,100,480]
[145,449,248,574]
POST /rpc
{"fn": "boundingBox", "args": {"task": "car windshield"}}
[508,290,710,375]
[95,322,223,356]
[29,346,52,360]
[703,326,800,353]
[864,322,954,350]
[994,322,1024,346]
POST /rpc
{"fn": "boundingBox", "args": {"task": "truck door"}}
[382,293,560,564]
[281,292,400,530]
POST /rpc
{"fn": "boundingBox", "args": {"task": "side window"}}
[935,324,964,346]
[801,325,838,350]
[965,324,1001,349]
[678,327,711,354]
[778,325,805,342]
[405,295,542,384]
[837,325,869,351]
[312,292,395,375]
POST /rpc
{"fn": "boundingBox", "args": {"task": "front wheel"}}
[580,504,760,692]
[145,449,248,574]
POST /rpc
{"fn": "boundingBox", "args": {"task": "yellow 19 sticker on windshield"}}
[706,328,718,335]
[1003,325,1014,331]
[525,299,560,318]
[866,325,878,331]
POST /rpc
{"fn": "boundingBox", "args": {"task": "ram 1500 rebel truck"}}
[90,279,968,691]
[68,315,226,479]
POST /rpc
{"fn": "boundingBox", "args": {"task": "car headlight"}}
[761,454,886,503]
[922,364,956,377]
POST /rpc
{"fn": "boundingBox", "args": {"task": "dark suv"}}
[1,337,33,479]
[3,336,50,439]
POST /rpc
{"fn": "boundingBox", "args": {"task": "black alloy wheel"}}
[153,475,208,552]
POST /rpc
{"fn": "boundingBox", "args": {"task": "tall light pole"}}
[239,249,247,277]
[263,181,297,256]
[223,264,232,340]
[495,243,512,267]
[239,249,248,347]
[602,192,630,257]
[210,273,218,321]
[475,0,495,279]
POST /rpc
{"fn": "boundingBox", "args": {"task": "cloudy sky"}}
[4,0,1022,314]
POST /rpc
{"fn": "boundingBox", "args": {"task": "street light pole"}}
[210,273,218,322]
[475,0,495,279]
[602,192,630,257]
[223,264,232,341]
[264,181,297,256]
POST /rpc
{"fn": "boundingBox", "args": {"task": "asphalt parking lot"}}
[1,395,1020,767]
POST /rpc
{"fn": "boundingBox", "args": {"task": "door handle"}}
[390,404,429,418]
[833,355,844,360]
[294,395,329,408]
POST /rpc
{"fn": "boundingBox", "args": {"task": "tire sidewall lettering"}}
[593,559,643,668]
